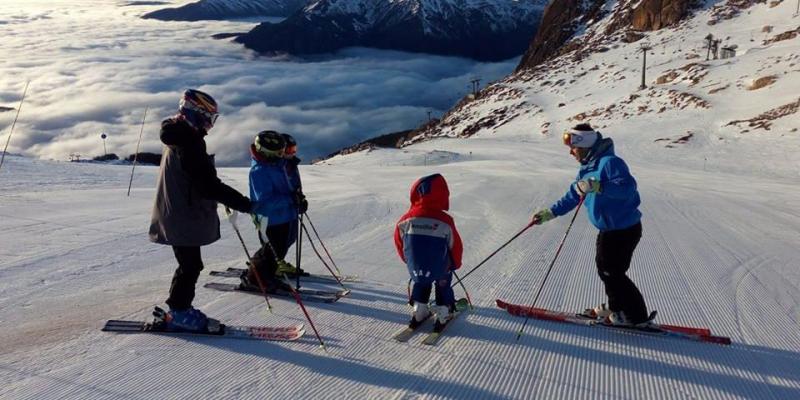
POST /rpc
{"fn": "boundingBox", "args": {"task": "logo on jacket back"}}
[412,223,440,230]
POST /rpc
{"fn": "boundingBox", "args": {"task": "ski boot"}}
[240,272,293,294]
[408,302,431,329]
[153,306,218,333]
[276,260,309,277]
[581,303,612,320]
[603,310,655,328]
[239,272,261,292]
[431,304,455,333]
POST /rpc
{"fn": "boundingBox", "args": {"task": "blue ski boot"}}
[164,306,210,332]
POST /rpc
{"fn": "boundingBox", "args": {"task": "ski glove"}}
[294,192,308,214]
[224,207,239,227]
[531,208,555,225]
[575,178,601,196]
[252,214,268,240]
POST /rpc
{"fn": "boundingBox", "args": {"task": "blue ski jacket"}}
[550,138,641,231]
[249,145,298,226]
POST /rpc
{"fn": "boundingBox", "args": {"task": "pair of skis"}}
[496,299,731,345]
[210,266,359,284]
[203,281,349,303]
[204,266,353,303]
[392,298,469,346]
[103,307,306,342]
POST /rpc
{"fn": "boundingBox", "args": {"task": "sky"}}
[0,0,519,165]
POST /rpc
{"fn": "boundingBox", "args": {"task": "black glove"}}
[294,192,308,214]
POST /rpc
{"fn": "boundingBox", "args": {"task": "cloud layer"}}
[0,0,517,165]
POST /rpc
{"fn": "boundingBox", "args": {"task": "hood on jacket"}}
[581,136,614,165]
[409,173,449,211]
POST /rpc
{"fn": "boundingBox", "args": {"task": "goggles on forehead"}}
[563,132,574,147]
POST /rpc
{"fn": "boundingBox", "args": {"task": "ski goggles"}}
[562,132,575,147]
[562,129,597,148]
[182,100,219,125]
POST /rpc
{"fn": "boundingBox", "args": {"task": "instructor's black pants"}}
[166,246,204,310]
[595,222,647,322]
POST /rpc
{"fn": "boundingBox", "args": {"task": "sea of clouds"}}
[0,0,518,165]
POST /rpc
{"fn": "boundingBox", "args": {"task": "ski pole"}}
[0,81,30,174]
[295,214,303,289]
[262,236,327,351]
[516,197,585,340]
[225,208,273,313]
[451,222,534,289]
[300,221,349,291]
[303,212,344,276]
[127,106,148,196]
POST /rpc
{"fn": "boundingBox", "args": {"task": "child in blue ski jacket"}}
[242,131,299,293]
[531,123,648,326]
[274,132,308,277]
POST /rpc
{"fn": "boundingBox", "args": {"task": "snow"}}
[2,1,800,399]
[2,121,800,398]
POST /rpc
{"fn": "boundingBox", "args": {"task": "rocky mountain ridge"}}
[143,0,308,20]
[236,0,549,61]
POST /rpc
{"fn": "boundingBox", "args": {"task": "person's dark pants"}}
[410,270,455,308]
[250,222,294,283]
[595,222,647,322]
[166,246,204,310]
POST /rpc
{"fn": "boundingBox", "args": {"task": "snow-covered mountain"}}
[142,0,309,21]
[398,0,800,179]
[236,0,549,61]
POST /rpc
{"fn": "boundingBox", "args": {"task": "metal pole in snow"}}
[127,107,148,196]
[0,81,30,174]
[516,197,585,341]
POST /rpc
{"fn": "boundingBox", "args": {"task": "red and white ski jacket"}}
[394,174,463,276]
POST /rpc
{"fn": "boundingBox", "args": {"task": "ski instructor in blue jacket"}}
[530,122,649,327]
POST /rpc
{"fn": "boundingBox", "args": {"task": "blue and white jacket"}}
[551,138,642,231]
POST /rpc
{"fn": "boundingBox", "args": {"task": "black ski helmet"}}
[281,133,297,156]
[254,130,286,158]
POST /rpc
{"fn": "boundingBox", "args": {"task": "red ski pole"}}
[262,233,327,350]
[516,197,585,340]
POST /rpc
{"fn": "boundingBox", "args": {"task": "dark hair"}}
[572,123,593,131]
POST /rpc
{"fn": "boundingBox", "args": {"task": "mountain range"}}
[236,0,548,61]
[142,0,308,20]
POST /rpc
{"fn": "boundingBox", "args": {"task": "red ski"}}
[496,299,731,345]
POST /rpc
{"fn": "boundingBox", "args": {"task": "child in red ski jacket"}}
[394,174,463,331]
